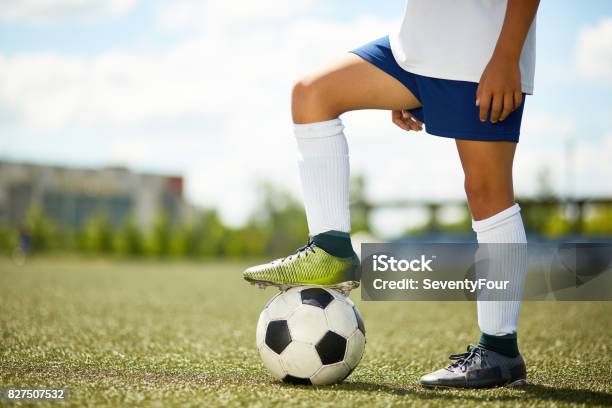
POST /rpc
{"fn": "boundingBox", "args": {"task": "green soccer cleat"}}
[243,231,360,294]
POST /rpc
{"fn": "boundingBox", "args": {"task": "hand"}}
[391,110,423,132]
[476,55,523,123]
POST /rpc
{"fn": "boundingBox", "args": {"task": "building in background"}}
[0,160,188,229]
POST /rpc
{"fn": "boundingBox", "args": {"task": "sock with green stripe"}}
[478,332,519,358]
[311,230,355,258]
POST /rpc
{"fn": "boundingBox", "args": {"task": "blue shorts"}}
[351,36,525,143]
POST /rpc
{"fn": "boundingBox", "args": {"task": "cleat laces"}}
[278,239,317,263]
[446,345,485,372]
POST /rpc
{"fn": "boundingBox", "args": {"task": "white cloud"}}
[156,0,317,32]
[0,0,137,22]
[572,132,612,196]
[514,122,612,199]
[0,2,396,130]
[0,0,399,224]
[521,111,574,140]
[576,18,612,82]
[155,0,203,32]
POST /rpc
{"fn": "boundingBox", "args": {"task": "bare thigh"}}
[292,53,421,124]
[455,139,517,220]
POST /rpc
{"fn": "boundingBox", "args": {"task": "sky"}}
[1,0,611,232]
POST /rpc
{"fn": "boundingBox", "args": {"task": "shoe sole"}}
[420,377,527,389]
[507,378,527,387]
[244,277,360,295]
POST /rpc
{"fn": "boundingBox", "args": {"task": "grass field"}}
[1,258,611,407]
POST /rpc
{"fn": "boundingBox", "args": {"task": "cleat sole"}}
[507,378,527,387]
[420,378,528,389]
[243,276,359,295]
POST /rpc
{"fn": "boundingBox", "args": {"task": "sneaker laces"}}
[446,345,485,372]
[278,239,317,263]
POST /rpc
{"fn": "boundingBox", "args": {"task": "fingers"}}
[481,90,521,123]
[490,92,505,123]
[392,110,423,132]
[391,110,412,131]
[499,92,514,122]
[402,110,423,130]
[479,91,491,122]
[514,91,522,109]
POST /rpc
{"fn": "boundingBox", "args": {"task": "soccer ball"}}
[256,286,366,385]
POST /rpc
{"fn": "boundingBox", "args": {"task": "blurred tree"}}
[112,217,143,256]
[224,226,267,258]
[24,207,57,252]
[144,212,171,257]
[583,206,612,235]
[196,209,227,257]
[249,183,308,256]
[521,204,550,235]
[542,209,573,238]
[350,175,371,234]
[80,213,113,254]
[0,227,17,254]
[169,222,197,257]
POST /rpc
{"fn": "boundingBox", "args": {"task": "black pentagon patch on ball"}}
[265,320,291,354]
[300,288,334,309]
[316,331,347,365]
[353,306,365,335]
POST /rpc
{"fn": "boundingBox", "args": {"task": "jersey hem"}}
[396,63,534,95]
[389,34,534,95]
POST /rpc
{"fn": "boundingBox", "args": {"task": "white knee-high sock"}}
[294,118,351,236]
[474,203,527,336]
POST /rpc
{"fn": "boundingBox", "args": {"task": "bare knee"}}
[291,78,316,119]
[464,176,514,220]
[291,75,341,124]
[465,177,493,207]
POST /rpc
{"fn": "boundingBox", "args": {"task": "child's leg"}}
[455,139,527,355]
[420,139,528,388]
[292,54,420,236]
[243,53,420,289]
[292,53,420,124]
[455,140,517,221]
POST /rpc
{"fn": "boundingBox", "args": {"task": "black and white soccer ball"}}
[256,286,366,385]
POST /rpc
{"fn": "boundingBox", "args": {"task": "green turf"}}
[1,258,610,407]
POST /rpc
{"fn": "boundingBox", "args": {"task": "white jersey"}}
[389,0,536,94]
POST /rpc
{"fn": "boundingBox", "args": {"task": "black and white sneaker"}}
[420,345,527,389]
